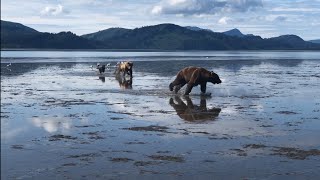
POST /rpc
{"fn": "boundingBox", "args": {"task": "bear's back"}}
[180,67,210,79]
[182,66,209,73]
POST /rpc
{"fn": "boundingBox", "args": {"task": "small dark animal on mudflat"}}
[96,64,106,74]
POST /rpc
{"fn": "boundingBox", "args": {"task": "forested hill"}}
[1,20,97,49]
[82,23,319,50]
[2,20,320,50]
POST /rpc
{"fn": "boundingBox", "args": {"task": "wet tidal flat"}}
[1,57,320,179]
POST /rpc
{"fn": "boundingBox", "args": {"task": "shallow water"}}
[1,51,320,179]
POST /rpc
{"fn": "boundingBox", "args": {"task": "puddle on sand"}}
[1,60,320,179]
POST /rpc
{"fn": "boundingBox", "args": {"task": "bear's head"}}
[121,61,133,70]
[126,61,133,70]
[208,71,222,84]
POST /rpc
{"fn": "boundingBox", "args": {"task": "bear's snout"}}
[212,79,221,84]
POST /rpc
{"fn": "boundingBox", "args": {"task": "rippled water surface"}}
[1,51,320,179]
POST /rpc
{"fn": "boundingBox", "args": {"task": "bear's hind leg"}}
[169,77,184,92]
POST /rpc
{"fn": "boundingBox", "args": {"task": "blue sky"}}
[1,0,319,40]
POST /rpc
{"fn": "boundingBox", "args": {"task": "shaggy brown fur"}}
[115,61,133,77]
[169,67,221,95]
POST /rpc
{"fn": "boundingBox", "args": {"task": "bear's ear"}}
[211,71,218,77]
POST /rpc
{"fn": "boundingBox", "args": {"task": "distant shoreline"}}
[1,48,172,52]
[1,48,320,52]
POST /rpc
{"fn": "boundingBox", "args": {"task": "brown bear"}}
[115,61,133,77]
[169,67,221,95]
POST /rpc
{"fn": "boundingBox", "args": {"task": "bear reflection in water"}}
[115,74,132,89]
[169,96,221,122]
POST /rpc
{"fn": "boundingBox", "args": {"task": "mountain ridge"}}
[223,28,245,37]
[1,20,97,49]
[309,39,320,44]
[1,20,320,50]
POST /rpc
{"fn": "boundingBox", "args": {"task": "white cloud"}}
[168,0,188,5]
[218,17,230,24]
[62,0,112,6]
[41,4,69,16]
[271,7,320,12]
[151,5,163,14]
[151,0,263,16]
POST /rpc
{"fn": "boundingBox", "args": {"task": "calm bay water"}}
[1,50,320,63]
[1,50,320,179]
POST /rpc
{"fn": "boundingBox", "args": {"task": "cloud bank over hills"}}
[1,0,319,40]
[151,0,263,15]
[2,20,320,50]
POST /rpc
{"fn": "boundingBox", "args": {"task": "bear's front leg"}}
[128,69,133,77]
[200,83,207,94]
[169,83,174,91]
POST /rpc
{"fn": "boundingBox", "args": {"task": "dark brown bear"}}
[169,67,221,95]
